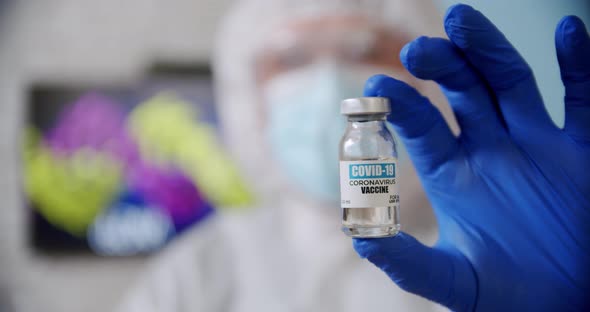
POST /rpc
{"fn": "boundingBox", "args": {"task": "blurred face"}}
[255,15,408,85]
[255,15,413,204]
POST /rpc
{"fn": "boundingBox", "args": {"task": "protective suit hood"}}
[213,0,455,234]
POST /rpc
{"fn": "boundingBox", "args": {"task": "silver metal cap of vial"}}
[340,97,390,115]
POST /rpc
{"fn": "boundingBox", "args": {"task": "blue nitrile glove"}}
[353,4,590,311]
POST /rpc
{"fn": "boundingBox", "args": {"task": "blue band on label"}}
[349,163,395,179]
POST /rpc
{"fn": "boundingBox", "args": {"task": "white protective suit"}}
[116,0,457,311]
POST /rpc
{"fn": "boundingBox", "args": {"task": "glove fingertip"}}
[444,3,481,27]
[352,238,371,259]
[364,75,419,100]
[444,4,489,49]
[399,42,412,72]
[557,15,587,33]
[556,15,589,48]
[401,37,467,81]
[443,3,476,23]
[352,233,415,262]
[364,74,393,97]
[399,36,428,78]
[352,236,396,259]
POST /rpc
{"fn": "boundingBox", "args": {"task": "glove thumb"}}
[353,232,477,311]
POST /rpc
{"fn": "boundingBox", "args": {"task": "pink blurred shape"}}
[127,162,213,232]
[47,92,140,165]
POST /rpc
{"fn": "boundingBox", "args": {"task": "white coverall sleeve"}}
[115,217,234,312]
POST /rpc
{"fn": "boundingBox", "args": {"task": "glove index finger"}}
[353,232,477,311]
[555,15,590,144]
[443,4,532,91]
[444,4,555,140]
[400,37,507,146]
[364,75,458,177]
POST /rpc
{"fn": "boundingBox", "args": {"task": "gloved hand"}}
[353,4,590,311]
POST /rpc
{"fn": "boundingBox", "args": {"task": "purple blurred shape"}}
[47,92,139,164]
[127,162,213,232]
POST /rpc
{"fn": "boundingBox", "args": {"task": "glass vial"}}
[339,97,400,238]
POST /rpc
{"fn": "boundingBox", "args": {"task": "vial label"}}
[339,160,399,208]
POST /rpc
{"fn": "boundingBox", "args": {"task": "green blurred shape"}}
[128,93,254,208]
[23,128,123,236]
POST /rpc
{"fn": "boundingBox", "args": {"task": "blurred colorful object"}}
[127,163,214,232]
[46,93,140,164]
[23,138,122,236]
[23,89,252,255]
[24,94,131,236]
[88,190,174,256]
[128,94,254,207]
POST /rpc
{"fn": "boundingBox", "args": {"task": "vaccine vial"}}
[339,97,400,238]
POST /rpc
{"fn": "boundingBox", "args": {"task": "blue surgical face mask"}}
[263,62,374,203]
